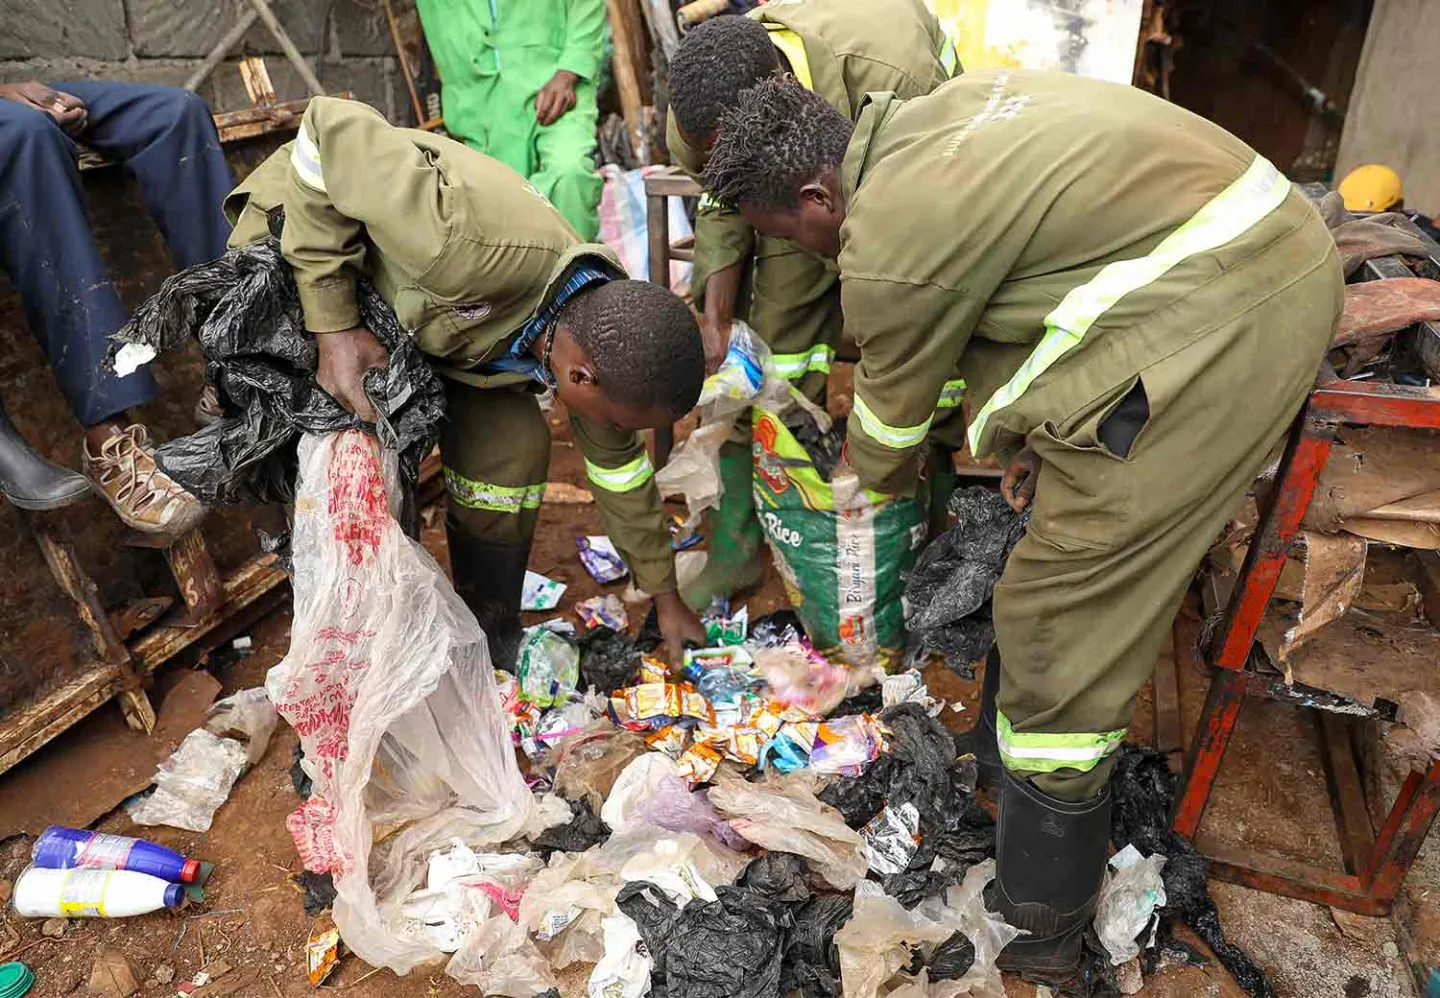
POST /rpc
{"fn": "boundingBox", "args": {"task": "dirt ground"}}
[0,417,1434,998]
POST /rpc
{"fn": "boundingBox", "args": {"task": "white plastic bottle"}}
[13,865,184,918]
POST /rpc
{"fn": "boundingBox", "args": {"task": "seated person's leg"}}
[56,82,234,267]
[0,87,203,533]
[531,79,603,241]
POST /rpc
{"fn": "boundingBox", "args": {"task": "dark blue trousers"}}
[0,83,234,427]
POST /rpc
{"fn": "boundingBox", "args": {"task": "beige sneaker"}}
[82,424,206,534]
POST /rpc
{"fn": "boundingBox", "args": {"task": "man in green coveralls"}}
[226,97,708,667]
[416,0,606,239]
[703,74,1342,979]
[664,1,959,610]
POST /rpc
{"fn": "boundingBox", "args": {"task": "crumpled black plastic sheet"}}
[904,487,1030,671]
[1105,747,1274,998]
[619,881,791,998]
[111,232,444,505]
[927,929,976,980]
[818,703,996,908]
[785,412,847,480]
[783,894,853,998]
[738,851,812,903]
[531,798,611,858]
[578,628,642,693]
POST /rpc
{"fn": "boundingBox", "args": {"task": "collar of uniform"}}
[539,243,626,308]
[751,4,849,117]
[842,91,902,204]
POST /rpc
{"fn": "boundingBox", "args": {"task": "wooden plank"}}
[132,552,287,673]
[166,529,224,621]
[605,0,650,164]
[1318,712,1377,877]
[643,167,702,198]
[0,663,128,777]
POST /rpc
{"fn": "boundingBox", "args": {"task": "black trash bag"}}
[111,234,445,505]
[830,683,885,718]
[1108,748,1275,998]
[1059,931,1122,998]
[738,851,811,903]
[880,839,961,910]
[296,870,336,916]
[904,487,1030,671]
[748,609,807,648]
[616,881,684,993]
[578,627,642,693]
[781,894,853,998]
[636,605,664,654]
[531,798,611,857]
[784,412,847,480]
[619,882,791,998]
[926,930,976,980]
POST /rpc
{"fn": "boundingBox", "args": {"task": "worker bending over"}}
[703,74,1342,979]
[227,97,707,666]
[665,1,958,610]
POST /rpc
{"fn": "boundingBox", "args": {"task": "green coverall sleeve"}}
[280,97,451,333]
[843,274,1000,496]
[571,415,678,595]
[556,0,607,82]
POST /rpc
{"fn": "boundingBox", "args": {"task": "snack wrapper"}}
[576,535,629,584]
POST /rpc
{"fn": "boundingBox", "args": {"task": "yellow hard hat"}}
[1339,165,1404,212]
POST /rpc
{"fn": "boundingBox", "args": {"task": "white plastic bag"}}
[267,432,532,976]
[1094,844,1168,965]
[656,323,829,529]
[126,728,249,833]
[204,687,279,765]
[601,754,682,835]
[587,913,652,998]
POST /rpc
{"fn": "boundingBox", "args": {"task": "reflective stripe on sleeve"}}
[770,344,835,380]
[853,394,933,450]
[939,35,959,76]
[967,155,1291,454]
[934,378,967,410]
[444,467,545,514]
[585,453,655,493]
[290,123,327,193]
[996,711,1127,774]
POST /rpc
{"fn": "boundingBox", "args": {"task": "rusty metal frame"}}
[1172,373,1440,914]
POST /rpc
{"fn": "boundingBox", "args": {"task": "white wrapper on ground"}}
[266,432,533,978]
[602,754,682,835]
[835,860,1019,998]
[126,728,249,833]
[656,322,830,528]
[587,913,652,998]
[1094,844,1168,965]
[112,341,157,377]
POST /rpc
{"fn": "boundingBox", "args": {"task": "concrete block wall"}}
[0,0,416,122]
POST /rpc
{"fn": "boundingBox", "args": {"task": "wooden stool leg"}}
[1172,667,1247,839]
[646,189,676,468]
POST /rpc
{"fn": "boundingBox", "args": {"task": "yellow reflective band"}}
[770,344,835,380]
[934,378,967,410]
[853,394,932,450]
[996,711,1127,774]
[585,453,655,493]
[444,467,545,514]
[290,123,326,193]
[698,192,723,211]
[763,26,814,91]
[940,36,959,76]
[967,155,1290,454]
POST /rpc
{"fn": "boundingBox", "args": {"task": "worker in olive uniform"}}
[226,97,708,666]
[703,75,1342,979]
[664,3,959,610]
[415,0,606,239]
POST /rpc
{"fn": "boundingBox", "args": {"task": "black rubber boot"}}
[0,404,91,510]
[953,645,1002,791]
[445,521,530,672]
[992,768,1112,983]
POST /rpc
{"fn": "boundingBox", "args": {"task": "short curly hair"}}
[563,280,704,419]
[669,15,781,142]
[703,76,853,213]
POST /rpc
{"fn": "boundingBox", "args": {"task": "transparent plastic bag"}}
[835,861,1017,998]
[447,903,559,997]
[127,728,249,833]
[551,724,649,810]
[519,852,617,971]
[601,754,682,835]
[1094,845,1167,966]
[204,687,279,766]
[637,777,752,853]
[656,322,829,529]
[708,772,866,889]
[267,432,532,976]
